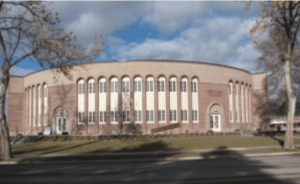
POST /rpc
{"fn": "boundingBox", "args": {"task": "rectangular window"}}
[138,81,141,92]
[110,82,114,93]
[115,111,118,122]
[146,110,153,121]
[126,81,129,93]
[150,81,153,92]
[110,111,114,122]
[88,112,95,123]
[192,110,198,121]
[134,81,137,92]
[181,81,187,92]
[158,110,161,121]
[157,81,161,92]
[146,81,149,92]
[78,112,84,124]
[100,111,103,122]
[44,87,48,97]
[134,110,137,122]
[115,81,118,93]
[169,81,176,92]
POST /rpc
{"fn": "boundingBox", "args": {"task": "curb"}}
[1,151,300,165]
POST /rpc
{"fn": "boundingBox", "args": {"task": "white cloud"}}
[112,17,261,72]
[9,66,35,76]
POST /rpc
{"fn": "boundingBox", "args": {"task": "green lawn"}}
[8,135,300,155]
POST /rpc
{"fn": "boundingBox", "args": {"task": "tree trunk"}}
[0,84,12,160]
[283,59,296,149]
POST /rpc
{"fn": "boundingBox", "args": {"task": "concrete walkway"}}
[13,144,300,158]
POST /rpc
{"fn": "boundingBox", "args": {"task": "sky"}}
[10,1,263,76]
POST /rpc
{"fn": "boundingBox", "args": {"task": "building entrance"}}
[210,114,221,132]
[56,116,67,134]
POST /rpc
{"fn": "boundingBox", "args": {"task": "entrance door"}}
[56,116,66,134]
[210,114,221,132]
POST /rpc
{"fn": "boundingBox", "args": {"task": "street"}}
[1,153,300,184]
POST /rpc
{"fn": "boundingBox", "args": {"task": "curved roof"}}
[13,59,252,78]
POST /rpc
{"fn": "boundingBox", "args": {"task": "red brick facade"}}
[7,60,268,135]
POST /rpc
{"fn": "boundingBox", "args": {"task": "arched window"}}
[32,86,36,127]
[122,77,130,124]
[43,84,48,126]
[181,77,188,123]
[99,78,106,124]
[77,80,85,124]
[110,77,118,124]
[146,77,154,123]
[192,78,198,123]
[235,82,239,123]
[240,83,245,123]
[158,77,166,123]
[134,77,142,124]
[88,79,95,124]
[38,85,41,127]
[228,81,233,122]
[169,77,177,123]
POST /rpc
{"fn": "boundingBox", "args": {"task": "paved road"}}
[1,154,300,183]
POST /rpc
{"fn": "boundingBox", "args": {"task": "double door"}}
[210,114,221,132]
[56,116,67,134]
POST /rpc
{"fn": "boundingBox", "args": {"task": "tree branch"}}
[0,32,8,61]
[9,49,36,67]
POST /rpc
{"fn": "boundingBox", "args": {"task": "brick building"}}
[7,60,269,135]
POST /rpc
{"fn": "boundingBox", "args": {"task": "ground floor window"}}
[134,110,142,123]
[158,110,165,122]
[192,110,198,122]
[88,111,95,124]
[122,110,130,123]
[99,111,106,123]
[110,111,118,123]
[170,110,177,121]
[181,110,187,122]
[78,112,84,124]
[146,110,153,122]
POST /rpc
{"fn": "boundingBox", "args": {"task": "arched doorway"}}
[52,105,69,135]
[208,103,224,132]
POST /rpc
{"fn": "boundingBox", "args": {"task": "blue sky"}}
[10,1,262,76]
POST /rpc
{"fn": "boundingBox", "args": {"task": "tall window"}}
[181,78,188,123]
[33,86,36,127]
[241,84,244,123]
[170,77,177,123]
[158,77,166,123]
[134,77,142,124]
[88,79,95,124]
[99,78,107,124]
[38,85,41,127]
[43,84,48,126]
[235,83,239,122]
[146,77,154,123]
[110,77,118,124]
[192,78,198,123]
[122,110,130,123]
[78,80,85,124]
[228,82,233,122]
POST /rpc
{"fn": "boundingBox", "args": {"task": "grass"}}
[2,135,300,163]
[6,135,300,155]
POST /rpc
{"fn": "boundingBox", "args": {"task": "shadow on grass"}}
[12,140,181,163]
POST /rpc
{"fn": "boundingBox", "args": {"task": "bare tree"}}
[0,1,104,160]
[247,1,300,148]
